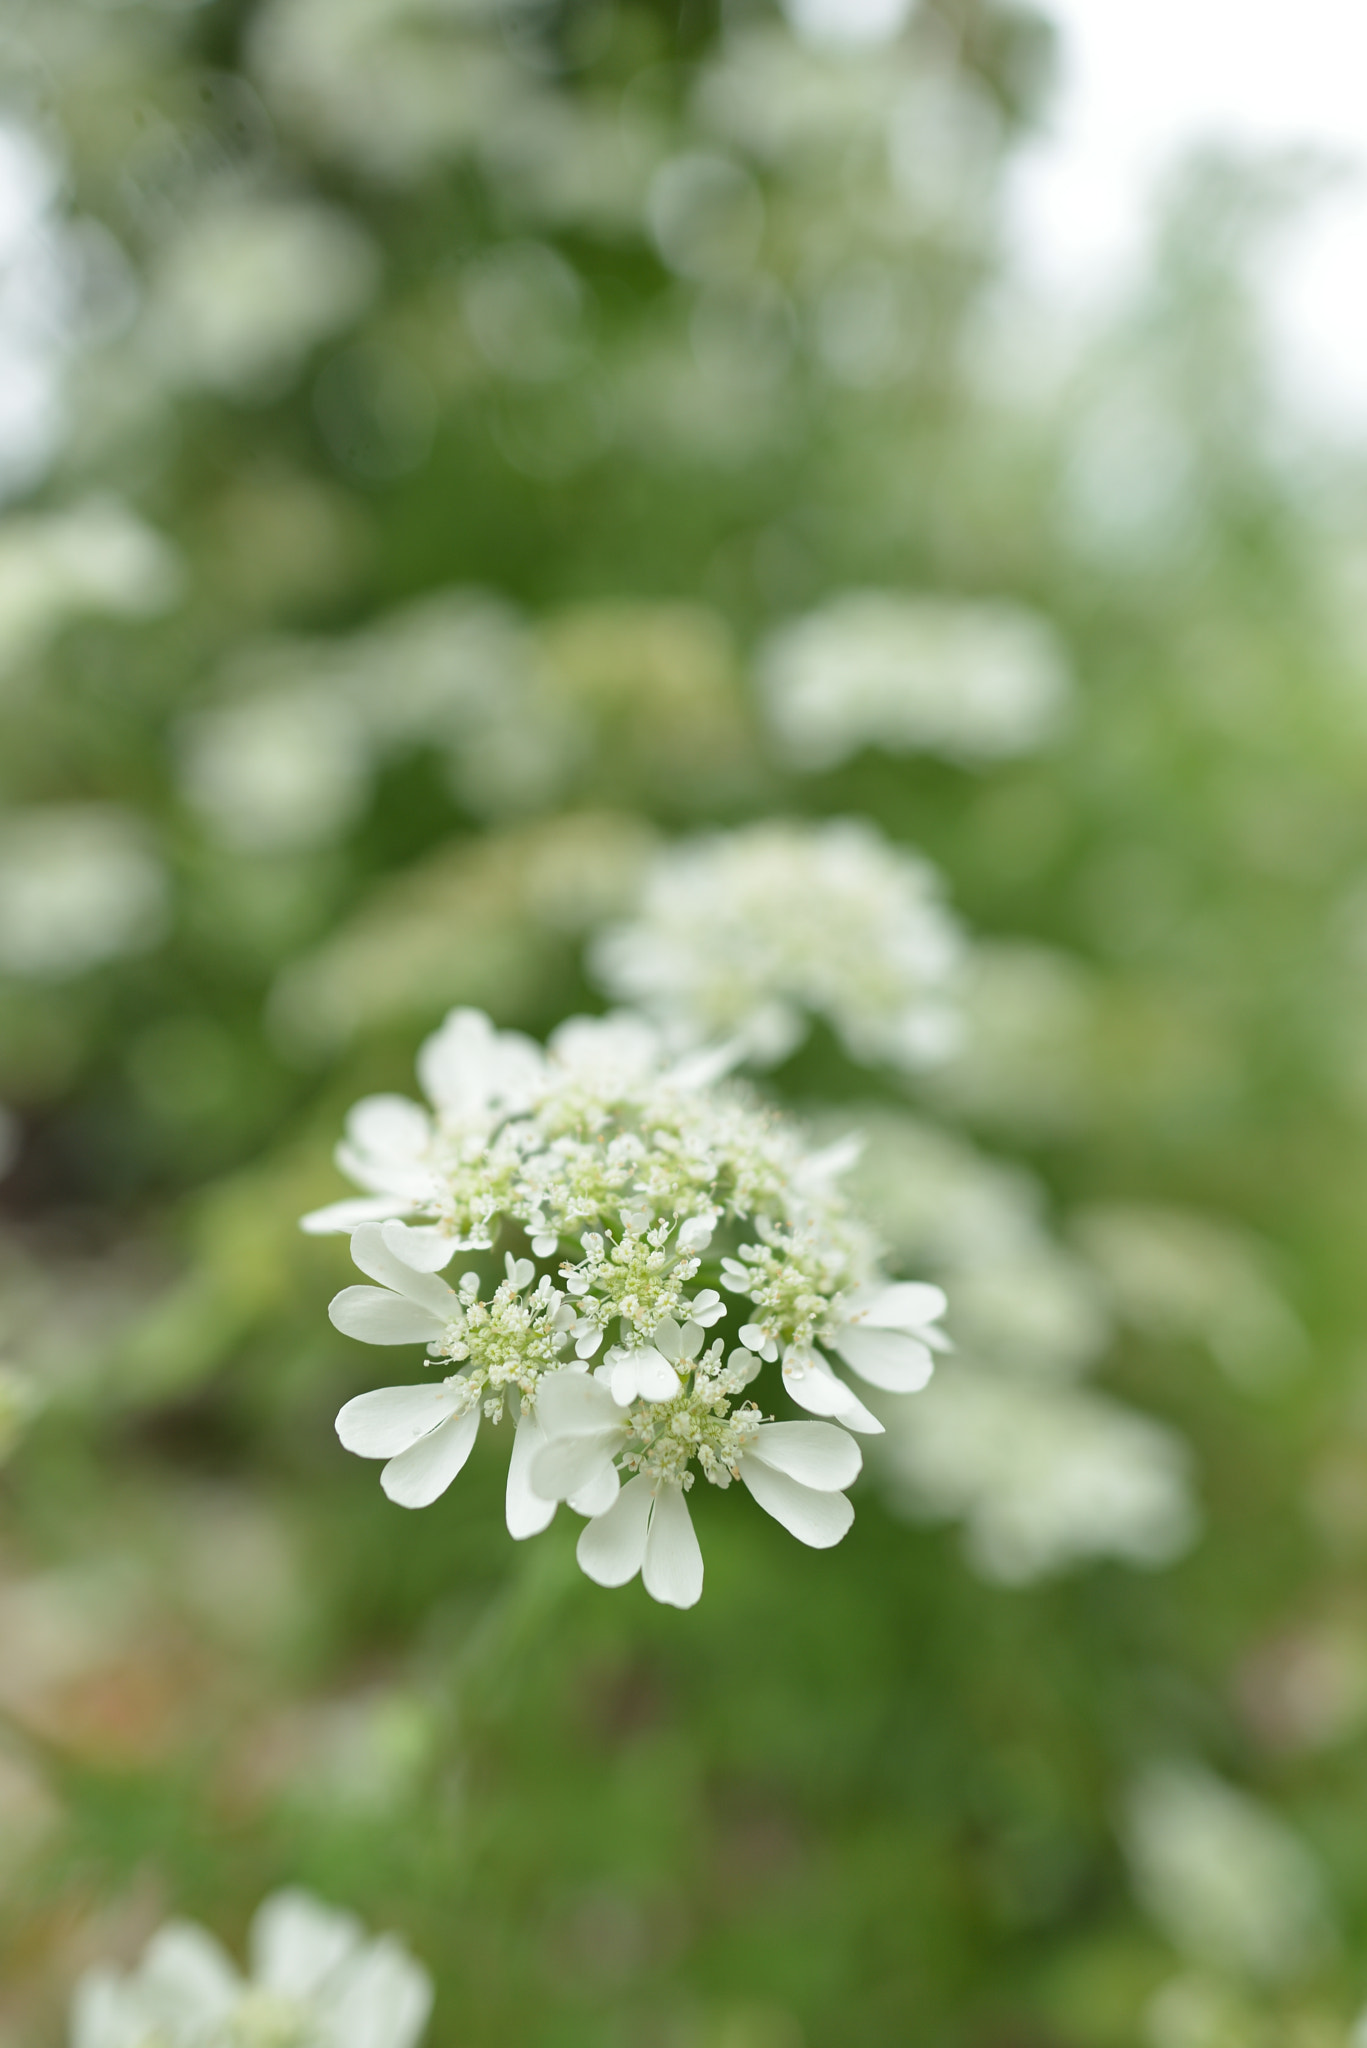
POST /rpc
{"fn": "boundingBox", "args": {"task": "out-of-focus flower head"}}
[248,0,539,186]
[0,119,80,499]
[0,498,180,680]
[146,189,378,399]
[71,1887,433,2048]
[590,818,962,1069]
[875,1368,1196,1583]
[0,805,170,979]
[1123,1762,1334,1985]
[1074,1204,1309,1392]
[305,1006,947,1605]
[758,591,1072,769]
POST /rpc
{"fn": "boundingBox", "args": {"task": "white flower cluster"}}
[72,1888,432,2048]
[590,819,961,1070]
[0,497,180,681]
[0,804,170,980]
[758,591,1071,769]
[178,590,578,853]
[147,190,379,400]
[305,1008,947,1607]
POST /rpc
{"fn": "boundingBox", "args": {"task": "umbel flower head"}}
[590,817,962,1069]
[71,1888,432,2048]
[304,1008,947,1607]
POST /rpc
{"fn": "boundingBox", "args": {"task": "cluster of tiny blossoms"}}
[591,818,961,1070]
[304,1009,947,1606]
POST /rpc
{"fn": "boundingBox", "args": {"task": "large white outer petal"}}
[379,1220,460,1272]
[345,1093,432,1164]
[749,1421,862,1490]
[349,1224,458,1316]
[337,1380,468,1459]
[417,1006,543,1120]
[576,1472,653,1587]
[535,1368,622,1437]
[134,1924,241,2020]
[505,1411,557,1539]
[301,1195,414,1236]
[642,1483,703,1608]
[847,1280,947,1330]
[831,1324,934,1394]
[568,1462,621,1518]
[739,1458,855,1549]
[781,1348,885,1434]
[381,1406,481,1507]
[250,1889,361,1997]
[329,1287,448,1346]
[531,1431,622,1503]
[320,1935,434,2048]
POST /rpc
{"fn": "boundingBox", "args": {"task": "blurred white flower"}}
[1074,1203,1309,1392]
[71,1887,432,2048]
[591,819,961,1069]
[922,940,1099,1138]
[0,120,77,499]
[149,192,378,397]
[758,591,1071,768]
[0,498,181,679]
[778,0,914,49]
[876,1368,1196,1582]
[1123,1762,1334,1984]
[815,1108,1113,1379]
[249,0,537,185]
[0,805,170,979]
[179,590,580,849]
[177,684,372,852]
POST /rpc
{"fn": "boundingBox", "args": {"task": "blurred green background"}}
[4,0,1367,2041]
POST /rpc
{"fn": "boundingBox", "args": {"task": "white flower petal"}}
[329,1286,449,1346]
[749,1420,862,1489]
[250,1889,360,1997]
[417,1006,543,1120]
[576,1471,653,1587]
[652,1315,683,1363]
[318,1936,434,2048]
[642,1483,704,1608]
[506,1411,557,1539]
[568,1462,621,1517]
[380,1405,481,1507]
[379,1221,460,1272]
[782,1348,885,1434]
[740,1457,854,1549]
[848,1280,947,1331]
[336,1379,467,1458]
[634,1349,682,1401]
[530,1430,622,1503]
[832,1324,934,1393]
[345,1093,432,1162]
[352,1223,458,1315]
[536,1368,622,1437]
[301,1195,413,1235]
[137,1924,240,2018]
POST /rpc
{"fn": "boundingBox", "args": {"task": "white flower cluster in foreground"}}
[591,819,961,1069]
[71,1888,432,2048]
[758,591,1071,769]
[305,1008,947,1607]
